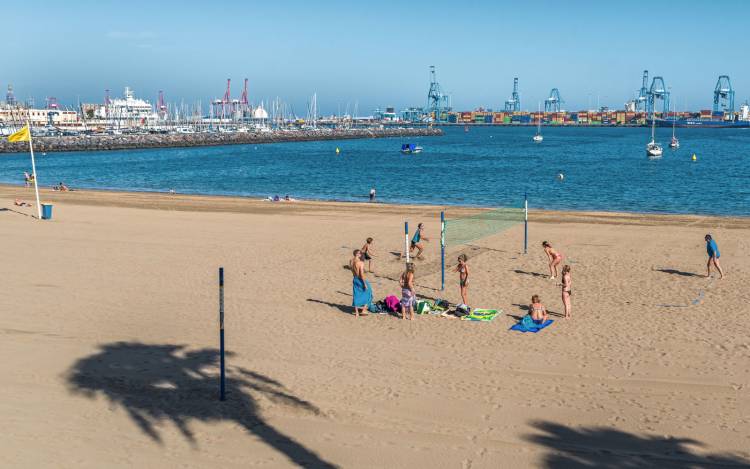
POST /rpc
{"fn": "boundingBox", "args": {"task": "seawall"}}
[0,127,443,153]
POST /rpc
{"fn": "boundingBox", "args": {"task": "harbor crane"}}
[544,88,563,112]
[635,70,649,112]
[427,65,450,122]
[713,75,735,115]
[157,91,167,120]
[504,77,520,112]
[646,76,670,116]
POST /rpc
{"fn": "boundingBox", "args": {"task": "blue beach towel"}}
[352,277,373,308]
[510,315,554,333]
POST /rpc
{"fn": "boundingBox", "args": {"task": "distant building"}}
[0,108,78,127]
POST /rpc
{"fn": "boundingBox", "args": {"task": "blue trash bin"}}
[41,204,53,220]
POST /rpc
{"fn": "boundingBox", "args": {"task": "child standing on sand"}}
[454,254,470,306]
[400,263,416,320]
[561,265,572,319]
[542,241,564,280]
[705,234,725,279]
[529,295,549,324]
[361,237,375,273]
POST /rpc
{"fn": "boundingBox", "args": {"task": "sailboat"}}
[533,102,543,142]
[669,102,680,149]
[646,111,663,158]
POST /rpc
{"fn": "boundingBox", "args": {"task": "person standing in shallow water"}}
[369,188,376,202]
[705,234,725,279]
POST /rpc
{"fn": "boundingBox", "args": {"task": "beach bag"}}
[455,304,470,317]
[384,295,400,312]
[416,300,431,314]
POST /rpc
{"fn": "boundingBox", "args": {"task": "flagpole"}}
[27,120,42,220]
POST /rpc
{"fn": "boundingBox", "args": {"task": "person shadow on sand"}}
[66,342,336,468]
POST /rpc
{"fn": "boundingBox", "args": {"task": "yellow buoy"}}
[335,147,340,155]
[692,154,697,161]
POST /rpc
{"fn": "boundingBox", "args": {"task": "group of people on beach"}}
[347,220,725,322]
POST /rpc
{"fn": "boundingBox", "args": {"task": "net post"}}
[219,267,226,401]
[440,211,445,291]
[524,193,528,255]
[404,222,410,264]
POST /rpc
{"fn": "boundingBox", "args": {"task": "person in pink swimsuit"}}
[542,241,564,280]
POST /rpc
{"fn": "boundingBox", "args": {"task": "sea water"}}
[1,126,748,216]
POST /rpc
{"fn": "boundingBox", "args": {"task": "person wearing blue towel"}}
[705,234,724,279]
[350,249,372,317]
[409,223,429,259]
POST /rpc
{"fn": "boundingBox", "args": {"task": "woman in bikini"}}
[542,241,564,280]
[453,254,469,306]
[561,264,572,319]
[399,263,416,320]
[528,294,549,324]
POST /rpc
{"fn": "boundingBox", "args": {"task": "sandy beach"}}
[1,184,749,468]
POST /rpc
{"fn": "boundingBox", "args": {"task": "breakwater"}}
[0,127,442,153]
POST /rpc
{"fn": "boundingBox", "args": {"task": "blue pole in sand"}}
[219,267,226,401]
[524,193,528,255]
[440,211,445,291]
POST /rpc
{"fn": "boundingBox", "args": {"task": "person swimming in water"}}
[528,294,549,324]
[542,241,564,280]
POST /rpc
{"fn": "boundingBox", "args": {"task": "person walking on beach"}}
[409,223,429,259]
[350,250,372,317]
[400,263,416,320]
[369,188,376,202]
[542,241,564,280]
[454,254,470,306]
[361,237,375,273]
[561,265,572,319]
[705,234,724,279]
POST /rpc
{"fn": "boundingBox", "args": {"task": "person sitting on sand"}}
[542,241,564,280]
[528,294,549,324]
[361,237,375,273]
[349,249,372,317]
[705,234,725,279]
[14,199,31,207]
[453,254,470,306]
[561,265,572,319]
[273,195,280,202]
[409,223,429,259]
[399,263,416,320]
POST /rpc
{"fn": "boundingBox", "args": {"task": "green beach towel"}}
[461,308,502,322]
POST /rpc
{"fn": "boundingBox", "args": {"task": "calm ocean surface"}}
[1,126,748,216]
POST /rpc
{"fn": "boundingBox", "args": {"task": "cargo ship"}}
[653,118,750,128]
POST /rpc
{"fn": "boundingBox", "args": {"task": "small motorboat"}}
[401,143,423,154]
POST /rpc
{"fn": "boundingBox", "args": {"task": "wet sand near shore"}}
[1,185,749,468]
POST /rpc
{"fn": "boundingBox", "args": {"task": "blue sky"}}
[5,0,750,114]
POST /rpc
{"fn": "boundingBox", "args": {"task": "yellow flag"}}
[7,125,30,142]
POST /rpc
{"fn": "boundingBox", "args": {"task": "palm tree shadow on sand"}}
[66,342,336,468]
[525,420,750,468]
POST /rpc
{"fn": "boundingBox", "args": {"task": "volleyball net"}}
[439,195,528,290]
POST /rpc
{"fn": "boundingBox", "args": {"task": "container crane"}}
[636,70,649,112]
[427,65,449,122]
[713,75,735,115]
[646,77,670,116]
[544,88,563,113]
[504,77,520,112]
